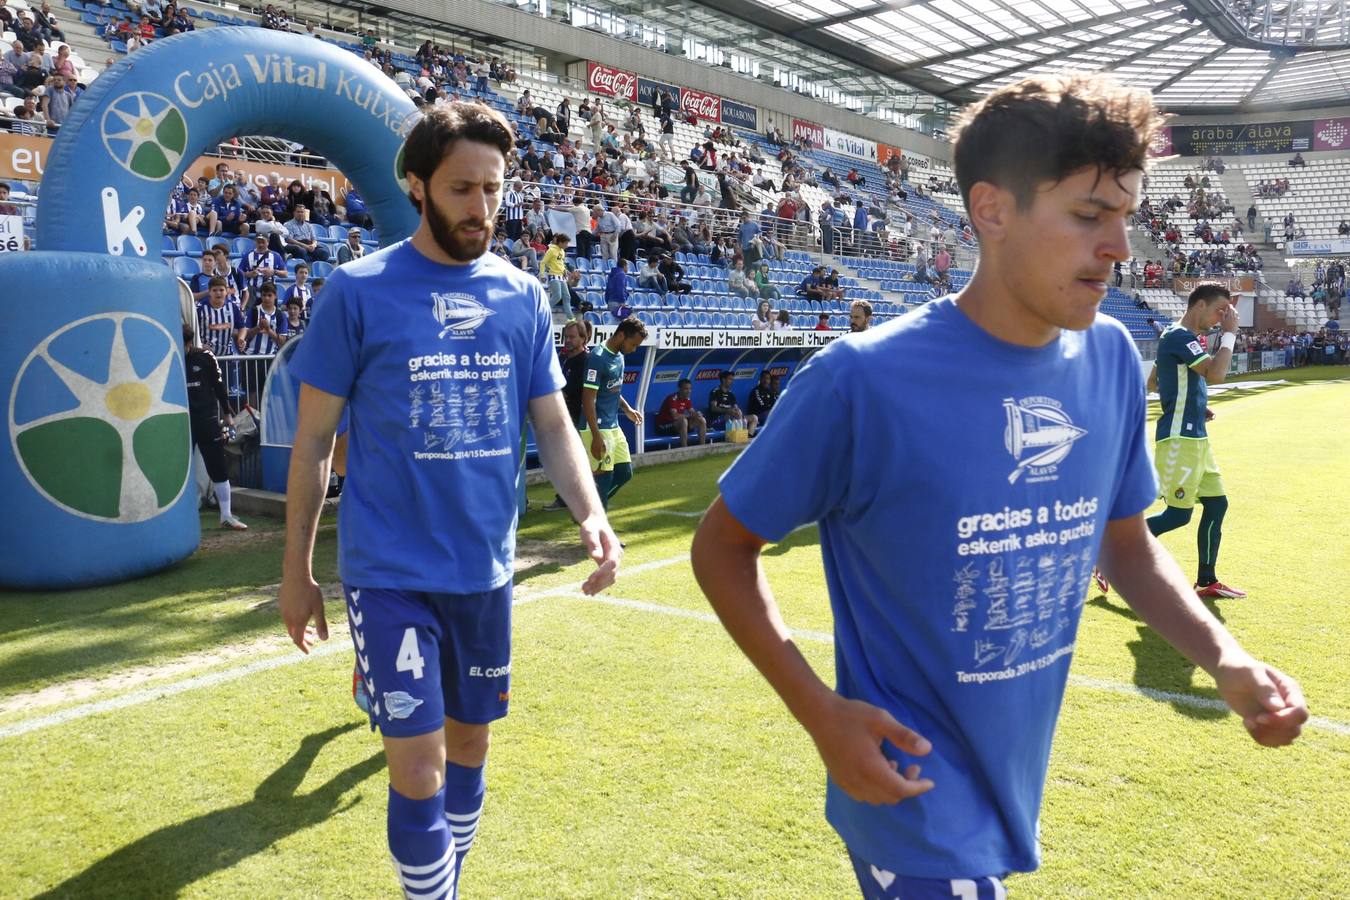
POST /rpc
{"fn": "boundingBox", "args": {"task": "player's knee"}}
[385,733,450,799]
[1200,495,1228,515]
[445,720,490,763]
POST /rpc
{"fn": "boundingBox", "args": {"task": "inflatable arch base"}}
[0,252,200,590]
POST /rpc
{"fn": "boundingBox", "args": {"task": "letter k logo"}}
[101,186,148,256]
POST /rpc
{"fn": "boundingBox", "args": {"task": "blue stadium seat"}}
[205,236,231,253]
[231,237,253,256]
[574,257,590,272]
[177,235,204,257]
[311,261,335,278]
[172,256,201,278]
[162,234,182,257]
[326,225,347,241]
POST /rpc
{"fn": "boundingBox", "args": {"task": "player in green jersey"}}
[1146,282,1245,598]
[581,316,646,510]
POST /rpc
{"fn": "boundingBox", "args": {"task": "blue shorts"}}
[848,851,1007,899]
[344,583,513,738]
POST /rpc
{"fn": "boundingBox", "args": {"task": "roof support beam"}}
[788,0,931,35]
[950,15,1179,87]
[892,2,1185,70]
[1152,45,1229,92]
[1101,23,1208,70]
[1238,54,1287,105]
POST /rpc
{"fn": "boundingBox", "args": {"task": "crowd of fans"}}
[1286,258,1345,319]
[1235,326,1347,365]
[1136,167,1264,280]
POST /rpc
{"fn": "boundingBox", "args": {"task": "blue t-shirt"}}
[1154,324,1210,441]
[719,298,1156,879]
[289,241,564,593]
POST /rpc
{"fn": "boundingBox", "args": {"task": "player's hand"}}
[578,513,621,595]
[278,574,329,654]
[1220,304,1239,333]
[1213,654,1308,747]
[624,407,643,425]
[805,694,935,805]
[590,433,606,461]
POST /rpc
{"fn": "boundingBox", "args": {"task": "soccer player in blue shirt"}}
[1145,282,1245,598]
[279,103,622,900]
[691,75,1307,899]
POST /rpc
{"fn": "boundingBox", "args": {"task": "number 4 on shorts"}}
[397,628,425,680]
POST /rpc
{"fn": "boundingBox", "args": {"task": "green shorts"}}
[1155,437,1224,509]
[579,425,630,474]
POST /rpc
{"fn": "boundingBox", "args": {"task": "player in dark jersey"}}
[581,316,646,510]
[1146,282,1245,598]
[183,325,246,530]
[544,318,593,511]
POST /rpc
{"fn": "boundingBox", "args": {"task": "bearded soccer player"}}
[1146,282,1246,598]
[691,75,1306,899]
[279,103,621,899]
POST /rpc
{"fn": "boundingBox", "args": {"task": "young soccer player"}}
[279,103,622,900]
[580,316,646,511]
[1146,283,1245,598]
[691,75,1306,898]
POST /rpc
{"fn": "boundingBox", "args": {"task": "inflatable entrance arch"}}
[0,28,419,589]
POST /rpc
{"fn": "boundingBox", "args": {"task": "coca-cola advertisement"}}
[791,118,824,148]
[586,61,637,101]
[681,88,722,122]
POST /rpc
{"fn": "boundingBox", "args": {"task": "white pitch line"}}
[6,556,1345,742]
[560,590,1350,739]
[0,640,350,740]
[0,554,698,741]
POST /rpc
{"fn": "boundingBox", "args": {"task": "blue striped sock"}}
[443,762,486,894]
[388,786,455,899]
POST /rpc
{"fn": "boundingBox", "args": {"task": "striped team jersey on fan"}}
[197,300,246,357]
[246,305,290,356]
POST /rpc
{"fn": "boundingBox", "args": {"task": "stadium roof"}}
[677,0,1350,113]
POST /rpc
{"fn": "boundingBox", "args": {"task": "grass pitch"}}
[1,368,1347,898]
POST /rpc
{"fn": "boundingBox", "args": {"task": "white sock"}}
[214,481,232,520]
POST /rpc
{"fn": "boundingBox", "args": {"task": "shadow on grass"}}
[35,722,383,900]
[0,521,340,696]
[1090,595,1227,721]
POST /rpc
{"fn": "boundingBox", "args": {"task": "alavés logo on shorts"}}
[9,313,191,522]
[432,292,494,339]
[101,91,189,181]
[1003,396,1087,485]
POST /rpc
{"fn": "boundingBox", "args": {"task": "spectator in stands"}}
[797,266,827,305]
[207,183,249,238]
[242,233,285,301]
[506,230,536,271]
[33,3,64,45]
[849,299,872,333]
[708,371,757,436]
[0,53,21,100]
[752,299,774,331]
[336,184,369,230]
[605,257,631,317]
[1289,152,1306,168]
[540,232,571,310]
[306,187,338,228]
[728,259,758,299]
[737,210,760,254]
[615,204,637,265]
[742,233,765,271]
[753,261,780,302]
[656,379,708,448]
[164,187,202,235]
[659,252,691,295]
[1339,219,1350,236]
[814,312,831,331]
[524,197,548,236]
[335,227,365,265]
[284,263,312,317]
[637,253,667,297]
[283,205,328,262]
[823,268,845,301]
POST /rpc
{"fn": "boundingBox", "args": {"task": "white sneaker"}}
[220,516,248,531]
